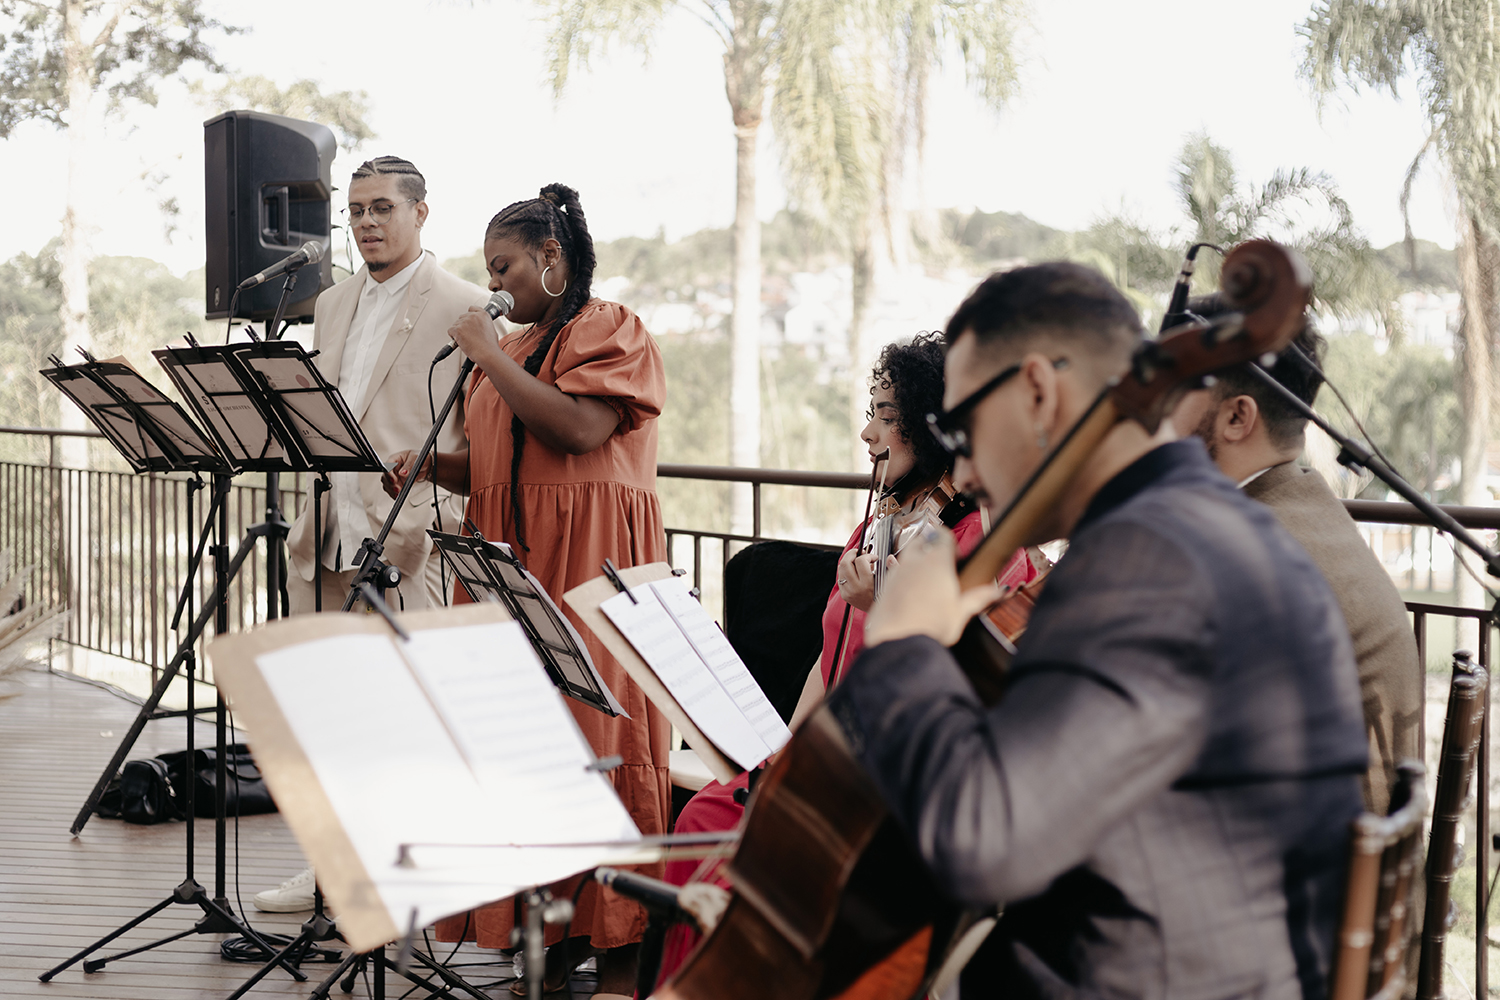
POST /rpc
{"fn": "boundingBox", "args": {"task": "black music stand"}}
[429,526,626,717]
[37,353,303,984]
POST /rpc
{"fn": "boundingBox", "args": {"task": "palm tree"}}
[825,0,1023,471]
[1301,1,1500,514]
[544,0,827,531]
[542,0,1025,515]
[1061,134,1391,335]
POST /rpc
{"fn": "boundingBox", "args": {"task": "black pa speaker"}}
[204,110,336,322]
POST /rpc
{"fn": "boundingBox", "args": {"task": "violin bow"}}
[830,448,890,686]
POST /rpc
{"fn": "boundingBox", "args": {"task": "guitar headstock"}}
[1111,239,1312,432]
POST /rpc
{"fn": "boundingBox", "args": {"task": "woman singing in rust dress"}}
[388,183,668,995]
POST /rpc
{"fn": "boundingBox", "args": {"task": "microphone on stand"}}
[594,867,686,917]
[236,240,326,290]
[1160,242,1218,333]
[432,290,515,364]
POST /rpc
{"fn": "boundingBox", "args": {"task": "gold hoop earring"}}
[540,265,565,298]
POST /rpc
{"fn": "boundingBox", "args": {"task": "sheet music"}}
[50,374,163,463]
[650,576,791,753]
[433,532,627,718]
[96,366,223,466]
[238,355,364,459]
[156,351,285,464]
[401,620,636,844]
[602,586,771,770]
[253,625,640,937]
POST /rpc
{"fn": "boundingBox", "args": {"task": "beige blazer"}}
[1245,461,1423,814]
[285,251,490,589]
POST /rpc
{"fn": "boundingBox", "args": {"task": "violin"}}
[657,240,1313,1000]
[868,475,967,599]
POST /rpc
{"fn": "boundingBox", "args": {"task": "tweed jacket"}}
[1245,461,1422,814]
[285,252,490,591]
[831,440,1367,1000]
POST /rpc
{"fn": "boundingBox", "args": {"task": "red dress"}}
[432,300,672,951]
[654,512,1038,983]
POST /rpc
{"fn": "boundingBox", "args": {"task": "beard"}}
[1191,403,1220,462]
[366,259,390,273]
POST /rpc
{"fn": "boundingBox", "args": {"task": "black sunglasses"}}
[926,357,1069,458]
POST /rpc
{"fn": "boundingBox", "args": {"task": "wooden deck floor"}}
[0,665,539,1000]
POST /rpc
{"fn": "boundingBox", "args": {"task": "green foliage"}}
[1171,131,1395,318]
[924,207,1062,267]
[1303,0,1500,240]
[656,333,732,532]
[1321,333,1462,500]
[0,247,209,463]
[441,252,488,289]
[0,0,235,136]
[1377,237,1458,290]
[190,75,376,152]
[0,245,63,458]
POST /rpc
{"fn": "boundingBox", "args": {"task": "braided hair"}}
[487,183,597,552]
[350,155,426,201]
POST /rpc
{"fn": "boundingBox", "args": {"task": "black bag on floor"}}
[95,743,276,823]
[95,758,179,825]
[158,743,277,818]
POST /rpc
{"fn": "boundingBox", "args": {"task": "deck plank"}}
[0,666,529,999]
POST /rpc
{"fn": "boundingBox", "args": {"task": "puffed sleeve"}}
[550,301,665,433]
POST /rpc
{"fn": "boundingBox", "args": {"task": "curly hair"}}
[868,331,952,495]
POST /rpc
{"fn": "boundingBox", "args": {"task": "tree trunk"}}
[849,222,875,477]
[1454,213,1495,642]
[724,7,766,539]
[57,0,95,665]
[58,0,93,472]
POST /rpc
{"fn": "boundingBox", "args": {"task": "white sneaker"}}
[253,866,316,912]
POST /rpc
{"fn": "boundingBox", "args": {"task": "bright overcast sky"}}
[0,0,1455,278]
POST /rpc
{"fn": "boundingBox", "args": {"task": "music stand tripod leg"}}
[44,481,308,985]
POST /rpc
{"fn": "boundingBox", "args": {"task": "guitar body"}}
[659,708,977,1000]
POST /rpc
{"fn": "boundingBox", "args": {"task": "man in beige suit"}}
[260,156,492,913]
[284,155,491,617]
[1174,321,1422,815]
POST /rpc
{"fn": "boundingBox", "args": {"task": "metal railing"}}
[2,427,1497,990]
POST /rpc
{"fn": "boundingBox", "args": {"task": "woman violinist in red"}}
[654,332,1043,986]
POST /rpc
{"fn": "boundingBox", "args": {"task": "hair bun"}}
[539,188,562,207]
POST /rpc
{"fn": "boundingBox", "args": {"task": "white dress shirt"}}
[322,254,422,571]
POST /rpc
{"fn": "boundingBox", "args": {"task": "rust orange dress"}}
[432,299,672,951]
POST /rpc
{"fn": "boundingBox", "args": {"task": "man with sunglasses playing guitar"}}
[823,262,1368,999]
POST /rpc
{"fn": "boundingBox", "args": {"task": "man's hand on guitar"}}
[863,525,1001,648]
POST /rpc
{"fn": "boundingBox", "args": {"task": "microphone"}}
[1160,242,1217,333]
[236,240,326,290]
[594,867,685,917]
[432,290,515,364]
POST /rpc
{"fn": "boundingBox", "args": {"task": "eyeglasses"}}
[341,198,416,224]
[926,357,1069,458]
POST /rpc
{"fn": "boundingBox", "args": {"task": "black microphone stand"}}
[1248,361,1500,580]
[341,354,475,612]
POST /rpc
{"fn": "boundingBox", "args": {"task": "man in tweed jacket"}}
[828,263,1367,1000]
[1174,321,1422,815]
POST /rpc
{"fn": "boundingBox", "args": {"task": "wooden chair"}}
[1331,761,1427,1000]
[1416,651,1489,1000]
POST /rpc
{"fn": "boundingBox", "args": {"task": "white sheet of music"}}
[602,586,772,770]
[254,625,639,935]
[650,577,791,753]
[400,620,636,841]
